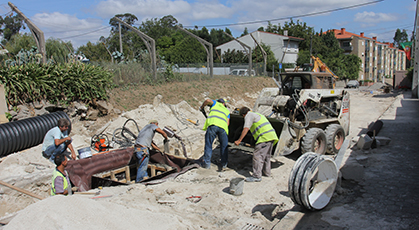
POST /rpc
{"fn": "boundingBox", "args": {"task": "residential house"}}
[216,31,304,65]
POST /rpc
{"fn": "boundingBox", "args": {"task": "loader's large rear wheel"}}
[325,124,345,154]
[301,128,327,155]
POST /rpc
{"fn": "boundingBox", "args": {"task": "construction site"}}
[1,71,418,230]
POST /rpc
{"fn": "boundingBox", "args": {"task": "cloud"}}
[31,12,109,48]
[190,2,234,20]
[354,11,398,24]
[93,0,192,19]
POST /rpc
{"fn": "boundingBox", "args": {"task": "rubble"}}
[0,89,401,229]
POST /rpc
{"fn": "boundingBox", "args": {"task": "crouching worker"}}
[234,107,278,182]
[51,154,71,196]
[42,118,76,162]
[134,120,168,182]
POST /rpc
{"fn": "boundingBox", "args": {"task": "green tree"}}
[221,49,247,63]
[241,27,249,37]
[4,33,35,55]
[105,13,141,59]
[252,43,278,72]
[393,29,409,49]
[77,41,111,62]
[46,38,74,64]
[0,14,24,44]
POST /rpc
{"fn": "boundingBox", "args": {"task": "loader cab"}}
[280,72,335,96]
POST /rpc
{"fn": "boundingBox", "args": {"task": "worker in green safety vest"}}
[200,98,230,170]
[51,154,71,196]
[234,106,278,182]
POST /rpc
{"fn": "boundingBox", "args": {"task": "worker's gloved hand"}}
[164,139,170,144]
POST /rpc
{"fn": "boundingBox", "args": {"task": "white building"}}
[216,31,304,64]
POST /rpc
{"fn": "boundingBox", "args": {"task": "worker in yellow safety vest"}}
[200,98,230,170]
[234,106,278,182]
[51,154,71,196]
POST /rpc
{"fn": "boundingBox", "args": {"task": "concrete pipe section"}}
[288,152,338,210]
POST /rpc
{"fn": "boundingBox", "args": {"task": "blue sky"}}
[0,0,415,48]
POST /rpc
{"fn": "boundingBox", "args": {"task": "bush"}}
[0,62,114,106]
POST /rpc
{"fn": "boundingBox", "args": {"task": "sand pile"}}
[4,195,192,230]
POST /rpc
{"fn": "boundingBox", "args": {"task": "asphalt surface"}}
[275,90,419,230]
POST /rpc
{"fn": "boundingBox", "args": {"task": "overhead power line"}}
[58,26,110,40]
[183,0,385,28]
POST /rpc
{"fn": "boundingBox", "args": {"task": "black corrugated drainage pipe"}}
[0,111,71,158]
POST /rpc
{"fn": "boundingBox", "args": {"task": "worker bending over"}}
[134,120,168,182]
[200,98,230,170]
[234,107,278,182]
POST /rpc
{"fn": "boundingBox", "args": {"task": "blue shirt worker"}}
[42,118,76,162]
[134,120,168,182]
[200,98,230,170]
[51,154,71,196]
[234,107,278,182]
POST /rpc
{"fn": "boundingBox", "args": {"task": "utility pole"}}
[310,33,313,65]
[250,33,267,76]
[113,17,156,79]
[413,0,419,98]
[119,22,123,54]
[8,2,46,63]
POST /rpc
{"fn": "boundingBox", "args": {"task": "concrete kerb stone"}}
[374,136,391,145]
[340,157,365,182]
[357,134,373,150]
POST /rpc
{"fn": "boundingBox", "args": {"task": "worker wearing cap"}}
[42,118,76,162]
[134,120,168,182]
[200,98,230,170]
[234,107,278,182]
[51,153,71,196]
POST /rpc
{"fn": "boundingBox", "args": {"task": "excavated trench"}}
[67,147,198,191]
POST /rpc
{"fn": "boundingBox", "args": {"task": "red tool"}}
[186,196,202,203]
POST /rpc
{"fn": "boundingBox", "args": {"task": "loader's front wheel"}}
[325,124,345,154]
[301,128,327,155]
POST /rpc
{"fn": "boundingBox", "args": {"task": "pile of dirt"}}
[0,78,400,229]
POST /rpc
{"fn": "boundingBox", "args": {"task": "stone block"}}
[375,136,391,145]
[0,85,7,116]
[357,134,373,150]
[96,100,112,115]
[0,114,8,124]
[340,158,365,182]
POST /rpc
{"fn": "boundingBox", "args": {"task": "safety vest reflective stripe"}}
[207,114,227,123]
[251,124,277,143]
[250,113,278,145]
[51,168,68,196]
[203,102,229,134]
[251,122,271,137]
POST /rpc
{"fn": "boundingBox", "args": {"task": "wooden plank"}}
[110,171,116,181]
[125,166,130,182]
[150,165,156,177]
[0,180,44,200]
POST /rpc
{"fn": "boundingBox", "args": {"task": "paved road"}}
[275,91,419,230]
